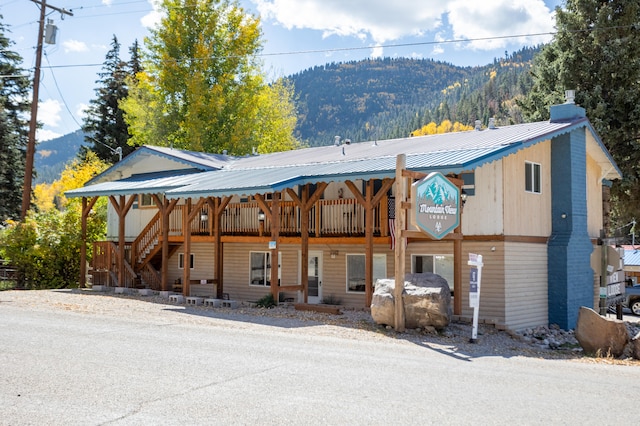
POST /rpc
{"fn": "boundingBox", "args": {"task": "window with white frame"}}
[346,254,386,293]
[138,193,164,208]
[178,253,194,269]
[249,251,281,286]
[411,254,454,287]
[525,161,541,194]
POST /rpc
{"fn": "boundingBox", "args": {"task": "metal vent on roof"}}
[475,120,482,130]
[565,90,575,104]
[489,118,496,129]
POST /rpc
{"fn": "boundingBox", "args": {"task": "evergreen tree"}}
[82,35,134,163]
[121,0,299,155]
[0,18,30,222]
[520,0,640,226]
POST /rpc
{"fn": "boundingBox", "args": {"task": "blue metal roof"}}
[67,116,622,199]
[625,249,640,267]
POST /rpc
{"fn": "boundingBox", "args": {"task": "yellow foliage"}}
[411,120,473,136]
[34,151,108,212]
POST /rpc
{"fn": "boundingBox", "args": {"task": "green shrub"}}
[0,207,105,289]
[322,294,342,305]
[255,293,277,308]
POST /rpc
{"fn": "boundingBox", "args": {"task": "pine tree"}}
[0,18,30,222]
[520,0,640,226]
[82,35,134,163]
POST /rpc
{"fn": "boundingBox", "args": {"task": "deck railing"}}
[93,198,385,287]
[163,199,382,237]
[92,241,137,287]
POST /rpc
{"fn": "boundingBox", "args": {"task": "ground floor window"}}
[178,253,194,269]
[346,254,386,293]
[250,251,281,286]
[411,254,454,286]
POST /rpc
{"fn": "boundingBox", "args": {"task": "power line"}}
[30,23,639,71]
[43,50,82,129]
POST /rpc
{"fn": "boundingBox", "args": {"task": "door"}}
[306,251,323,304]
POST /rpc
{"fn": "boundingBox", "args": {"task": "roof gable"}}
[86,145,231,185]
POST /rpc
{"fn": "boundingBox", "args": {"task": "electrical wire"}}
[31,22,640,71]
[43,50,82,129]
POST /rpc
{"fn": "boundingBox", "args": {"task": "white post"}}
[468,253,483,343]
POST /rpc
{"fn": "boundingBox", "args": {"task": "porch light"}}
[200,212,208,221]
[461,191,468,205]
[330,250,339,259]
[258,212,266,222]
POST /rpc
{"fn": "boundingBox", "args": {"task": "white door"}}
[306,251,323,304]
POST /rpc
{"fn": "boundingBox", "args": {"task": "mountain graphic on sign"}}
[421,179,457,204]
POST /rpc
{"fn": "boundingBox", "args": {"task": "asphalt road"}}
[1,297,639,425]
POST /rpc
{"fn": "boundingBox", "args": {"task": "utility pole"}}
[21,0,72,220]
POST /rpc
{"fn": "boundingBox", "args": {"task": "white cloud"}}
[252,0,554,49]
[63,39,88,53]
[141,0,163,28]
[447,0,555,50]
[38,99,62,127]
[253,0,445,43]
[370,45,383,59]
[102,0,113,6]
[36,129,63,142]
[77,103,90,120]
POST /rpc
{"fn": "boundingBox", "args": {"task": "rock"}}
[370,273,452,330]
[574,307,629,357]
[370,279,396,327]
[632,332,640,360]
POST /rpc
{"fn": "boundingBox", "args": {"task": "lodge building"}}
[66,97,621,331]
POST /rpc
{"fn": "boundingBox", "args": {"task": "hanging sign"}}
[411,172,460,240]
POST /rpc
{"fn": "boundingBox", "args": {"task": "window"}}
[346,254,386,293]
[411,254,454,286]
[250,251,281,286]
[525,161,541,194]
[138,193,163,208]
[178,253,194,269]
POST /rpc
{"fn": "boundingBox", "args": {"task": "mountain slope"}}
[288,46,539,146]
[35,130,89,184]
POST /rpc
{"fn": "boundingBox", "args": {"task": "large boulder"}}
[574,306,629,357]
[370,273,452,329]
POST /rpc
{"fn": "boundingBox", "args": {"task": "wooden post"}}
[394,154,406,332]
[79,197,98,288]
[152,195,178,292]
[117,195,126,287]
[364,180,374,306]
[300,185,309,302]
[453,224,462,315]
[210,196,231,299]
[287,183,326,303]
[270,192,280,300]
[183,198,192,295]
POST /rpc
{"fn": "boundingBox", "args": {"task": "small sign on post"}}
[468,253,483,343]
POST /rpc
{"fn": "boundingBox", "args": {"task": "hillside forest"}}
[36,46,540,181]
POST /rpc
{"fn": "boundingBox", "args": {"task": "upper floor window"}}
[138,193,164,208]
[525,161,541,194]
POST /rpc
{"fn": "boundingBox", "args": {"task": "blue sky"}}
[2,0,562,141]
